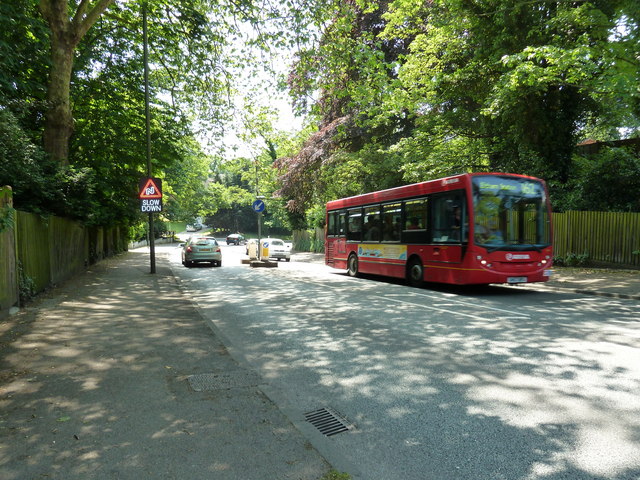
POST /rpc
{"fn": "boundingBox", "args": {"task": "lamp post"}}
[143,3,155,274]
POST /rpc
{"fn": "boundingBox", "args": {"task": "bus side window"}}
[347,208,362,241]
[431,192,466,243]
[338,212,346,236]
[402,199,428,244]
[382,203,401,242]
[363,206,381,242]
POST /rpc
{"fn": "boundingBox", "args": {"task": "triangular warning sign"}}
[139,178,162,199]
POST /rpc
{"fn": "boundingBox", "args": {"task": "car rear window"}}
[194,238,216,245]
[271,240,283,246]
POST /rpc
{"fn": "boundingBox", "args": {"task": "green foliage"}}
[309,231,325,253]
[129,220,169,242]
[17,260,36,305]
[306,204,326,230]
[379,0,628,183]
[0,206,14,233]
[552,146,640,212]
[292,228,324,253]
[0,108,56,215]
[320,470,351,480]
[201,109,299,233]
[0,0,49,111]
[575,147,640,211]
[553,252,590,267]
[129,223,148,243]
[0,107,105,221]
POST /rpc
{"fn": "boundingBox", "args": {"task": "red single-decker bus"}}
[325,173,553,286]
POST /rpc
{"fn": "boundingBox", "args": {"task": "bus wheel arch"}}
[347,253,359,277]
[406,255,424,287]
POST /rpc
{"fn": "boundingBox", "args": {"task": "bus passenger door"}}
[427,192,465,276]
[326,211,348,267]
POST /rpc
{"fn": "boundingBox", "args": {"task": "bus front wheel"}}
[347,254,359,277]
[407,258,424,287]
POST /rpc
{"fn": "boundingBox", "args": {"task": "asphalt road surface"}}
[164,240,640,480]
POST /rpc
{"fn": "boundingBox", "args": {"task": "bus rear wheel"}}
[347,254,359,277]
[407,258,424,287]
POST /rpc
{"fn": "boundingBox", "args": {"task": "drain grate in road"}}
[304,407,354,436]
[187,370,262,391]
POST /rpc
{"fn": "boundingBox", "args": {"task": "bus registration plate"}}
[507,276,527,284]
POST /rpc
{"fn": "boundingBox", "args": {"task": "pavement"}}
[521,265,640,300]
[0,249,333,480]
[1,248,638,480]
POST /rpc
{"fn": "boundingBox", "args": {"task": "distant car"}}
[181,236,222,267]
[226,233,245,245]
[186,223,203,232]
[265,238,290,262]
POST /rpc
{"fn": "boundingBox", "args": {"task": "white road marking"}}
[384,295,530,320]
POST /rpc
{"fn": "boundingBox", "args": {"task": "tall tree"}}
[282,0,640,212]
[280,0,409,213]
[377,0,640,182]
[38,0,115,164]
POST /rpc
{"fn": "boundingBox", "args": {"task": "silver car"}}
[181,236,222,267]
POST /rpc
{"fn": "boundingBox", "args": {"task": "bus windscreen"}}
[472,175,551,252]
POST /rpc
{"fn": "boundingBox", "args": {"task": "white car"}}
[265,238,290,262]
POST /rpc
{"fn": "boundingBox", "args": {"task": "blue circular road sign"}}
[252,199,265,213]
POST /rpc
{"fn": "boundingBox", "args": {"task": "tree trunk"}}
[43,30,75,165]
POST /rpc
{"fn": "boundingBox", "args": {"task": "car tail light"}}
[215,247,221,252]
[187,246,193,252]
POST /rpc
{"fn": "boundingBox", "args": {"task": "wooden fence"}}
[553,211,640,267]
[0,187,18,316]
[1,186,128,318]
[293,228,325,253]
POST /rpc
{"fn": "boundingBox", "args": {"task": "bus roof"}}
[325,172,544,210]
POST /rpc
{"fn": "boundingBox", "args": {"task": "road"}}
[163,238,640,480]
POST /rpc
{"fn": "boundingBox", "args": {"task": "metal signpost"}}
[142,5,156,274]
[252,197,265,260]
